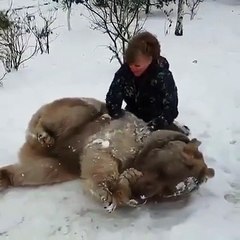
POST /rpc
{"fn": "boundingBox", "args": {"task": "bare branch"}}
[0,9,38,71]
[82,0,146,65]
[185,0,204,20]
[0,72,7,86]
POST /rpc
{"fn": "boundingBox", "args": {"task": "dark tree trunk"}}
[175,0,184,36]
[145,0,151,14]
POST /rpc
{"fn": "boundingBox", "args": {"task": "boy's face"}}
[129,54,152,77]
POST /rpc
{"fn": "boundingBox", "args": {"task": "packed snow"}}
[0,0,239,239]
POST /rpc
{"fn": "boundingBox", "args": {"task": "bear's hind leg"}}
[0,156,79,191]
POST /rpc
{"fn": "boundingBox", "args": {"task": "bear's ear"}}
[182,141,198,156]
[182,141,204,166]
[189,138,201,147]
[206,168,215,178]
[183,139,203,158]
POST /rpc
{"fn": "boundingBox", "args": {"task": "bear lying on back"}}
[0,97,215,212]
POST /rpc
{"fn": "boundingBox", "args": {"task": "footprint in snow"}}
[224,182,240,205]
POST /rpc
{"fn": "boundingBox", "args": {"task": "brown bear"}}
[0,97,215,213]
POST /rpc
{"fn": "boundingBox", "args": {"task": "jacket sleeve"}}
[105,74,125,119]
[148,70,179,130]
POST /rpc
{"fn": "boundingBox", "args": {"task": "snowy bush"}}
[24,8,57,54]
[0,10,38,73]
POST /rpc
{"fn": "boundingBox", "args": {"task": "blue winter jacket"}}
[106,58,179,130]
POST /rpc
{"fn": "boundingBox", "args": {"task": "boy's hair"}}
[124,31,161,64]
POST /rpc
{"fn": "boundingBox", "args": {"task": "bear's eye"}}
[187,165,194,170]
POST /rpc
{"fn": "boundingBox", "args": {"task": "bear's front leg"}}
[94,168,144,213]
[85,175,119,213]
[114,168,143,209]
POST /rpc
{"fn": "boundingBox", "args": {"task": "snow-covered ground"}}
[0,0,239,239]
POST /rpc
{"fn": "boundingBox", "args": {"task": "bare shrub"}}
[0,10,38,72]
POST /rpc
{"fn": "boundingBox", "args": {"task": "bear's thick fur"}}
[131,131,215,202]
[0,97,109,190]
[0,97,214,212]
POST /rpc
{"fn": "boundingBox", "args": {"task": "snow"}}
[89,139,110,148]
[0,0,240,239]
